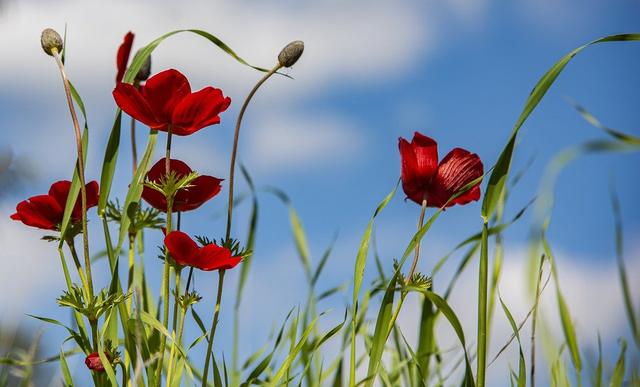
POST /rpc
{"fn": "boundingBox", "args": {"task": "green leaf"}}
[610,185,640,348]
[349,182,398,386]
[59,346,74,387]
[498,294,526,387]
[482,33,640,220]
[610,339,627,387]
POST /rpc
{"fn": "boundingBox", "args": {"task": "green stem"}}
[202,270,226,387]
[225,64,281,241]
[66,239,92,304]
[127,233,136,313]
[52,49,93,301]
[131,81,139,175]
[476,221,489,387]
[167,269,183,385]
[406,198,428,284]
[156,126,174,386]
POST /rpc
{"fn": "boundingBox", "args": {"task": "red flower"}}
[85,352,109,372]
[142,158,222,213]
[116,31,134,83]
[164,230,241,271]
[112,69,231,136]
[399,131,483,208]
[10,181,99,230]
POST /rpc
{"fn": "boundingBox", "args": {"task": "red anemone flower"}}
[10,180,99,230]
[85,352,109,372]
[116,31,134,83]
[399,131,483,208]
[112,69,231,136]
[164,230,241,271]
[142,158,222,213]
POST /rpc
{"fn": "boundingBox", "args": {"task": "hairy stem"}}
[52,49,93,301]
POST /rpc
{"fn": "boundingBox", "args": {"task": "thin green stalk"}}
[225,64,281,241]
[406,198,428,284]
[156,126,174,385]
[530,255,545,387]
[476,221,489,387]
[167,268,182,383]
[202,269,226,387]
[131,81,139,174]
[51,49,93,301]
[65,239,92,304]
[127,233,136,312]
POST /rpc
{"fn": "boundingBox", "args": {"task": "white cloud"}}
[244,111,364,173]
[0,0,481,176]
[0,206,67,320]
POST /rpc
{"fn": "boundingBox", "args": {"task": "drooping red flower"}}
[10,180,99,230]
[116,31,134,83]
[112,69,231,136]
[164,230,242,271]
[85,352,109,372]
[399,131,483,208]
[142,158,222,213]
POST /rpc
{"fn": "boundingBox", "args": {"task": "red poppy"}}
[142,158,222,213]
[116,31,134,83]
[164,230,241,271]
[10,180,99,230]
[399,131,483,208]
[85,352,109,372]
[112,69,231,136]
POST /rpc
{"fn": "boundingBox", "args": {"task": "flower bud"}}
[278,40,304,68]
[135,50,152,81]
[85,352,110,372]
[40,28,63,56]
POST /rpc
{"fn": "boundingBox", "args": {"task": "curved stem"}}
[52,49,93,301]
[225,64,282,241]
[202,270,226,387]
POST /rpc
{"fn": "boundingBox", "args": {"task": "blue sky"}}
[0,0,638,385]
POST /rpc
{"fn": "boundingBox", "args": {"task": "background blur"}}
[0,0,638,385]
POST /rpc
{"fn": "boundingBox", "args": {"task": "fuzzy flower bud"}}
[278,40,304,68]
[40,28,63,56]
[135,50,152,81]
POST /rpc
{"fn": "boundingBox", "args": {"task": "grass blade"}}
[482,33,640,220]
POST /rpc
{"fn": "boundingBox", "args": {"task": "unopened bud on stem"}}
[278,40,304,68]
[135,50,152,81]
[41,28,63,56]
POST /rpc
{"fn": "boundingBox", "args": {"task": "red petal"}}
[12,195,63,230]
[48,180,71,209]
[71,181,100,220]
[141,185,168,212]
[116,32,134,83]
[412,132,438,181]
[173,175,223,212]
[429,148,483,208]
[195,244,241,271]
[171,87,231,136]
[113,83,162,128]
[142,69,191,124]
[164,231,199,267]
[399,132,438,205]
[146,158,193,182]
